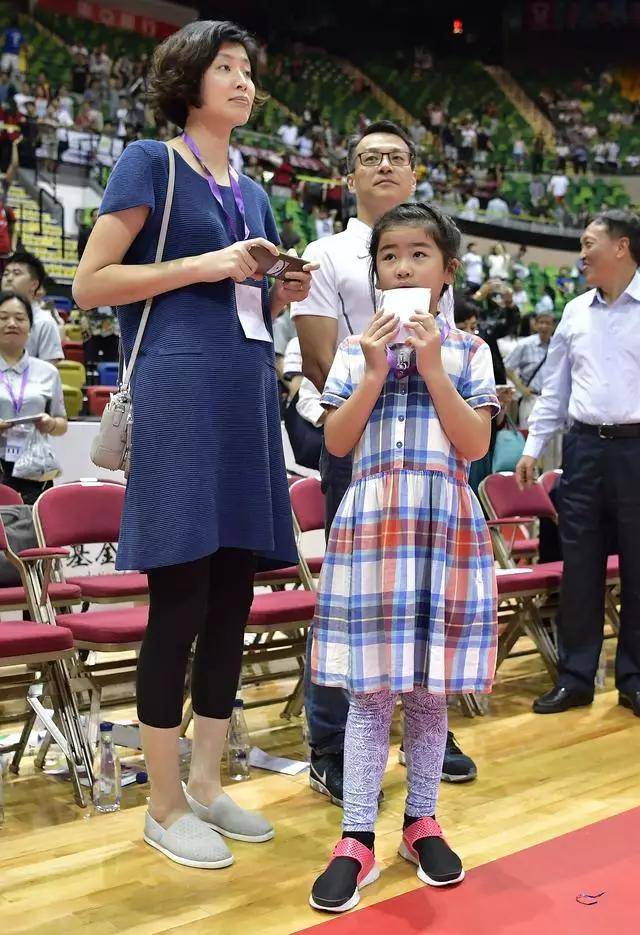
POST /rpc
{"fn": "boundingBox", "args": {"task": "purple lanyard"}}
[0,367,28,415]
[386,318,450,380]
[181,132,250,242]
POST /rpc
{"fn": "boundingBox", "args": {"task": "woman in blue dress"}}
[73,21,315,869]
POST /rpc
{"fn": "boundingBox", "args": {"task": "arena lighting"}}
[452,18,464,35]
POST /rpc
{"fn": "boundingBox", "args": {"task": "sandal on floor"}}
[309,837,380,913]
[399,817,465,886]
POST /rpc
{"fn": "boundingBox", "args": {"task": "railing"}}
[38,188,66,259]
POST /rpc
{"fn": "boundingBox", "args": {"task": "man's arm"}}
[294,314,338,393]
[516,318,572,487]
[290,241,339,392]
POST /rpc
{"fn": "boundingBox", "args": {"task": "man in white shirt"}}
[486,193,510,221]
[313,207,334,240]
[517,210,640,718]
[292,120,478,802]
[277,119,299,148]
[461,242,484,291]
[548,172,570,204]
[2,252,63,364]
[505,313,557,460]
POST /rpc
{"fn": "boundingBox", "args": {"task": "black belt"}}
[571,420,640,439]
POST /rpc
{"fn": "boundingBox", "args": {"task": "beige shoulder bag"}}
[90,144,176,475]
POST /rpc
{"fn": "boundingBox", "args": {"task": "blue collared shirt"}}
[523,268,640,458]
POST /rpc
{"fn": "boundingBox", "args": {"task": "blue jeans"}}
[304,443,352,755]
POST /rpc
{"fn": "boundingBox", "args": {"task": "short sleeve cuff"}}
[321,392,348,410]
[290,304,338,320]
[467,393,501,417]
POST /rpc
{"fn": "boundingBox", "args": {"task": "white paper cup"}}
[380,288,431,344]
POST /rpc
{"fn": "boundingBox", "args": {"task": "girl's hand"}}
[406,311,443,379]
[198,238,279,284]
[359,311,398,380]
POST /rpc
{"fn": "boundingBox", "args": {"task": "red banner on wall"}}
[38,0,178,40]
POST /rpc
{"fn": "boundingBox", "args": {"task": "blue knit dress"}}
[99,139,297,572]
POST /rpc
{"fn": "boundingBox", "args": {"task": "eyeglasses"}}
[356,150,412,168]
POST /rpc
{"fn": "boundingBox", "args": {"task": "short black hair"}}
[5,251,46,289]
[148,20,267,129]
[453,293,480,325]
[0,290,33,326]
[369,202,461,301]
[346,119,416,173]
[591,208,640,264]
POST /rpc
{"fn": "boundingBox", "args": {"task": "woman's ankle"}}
[148,792,190,826]
[185,779,223,805]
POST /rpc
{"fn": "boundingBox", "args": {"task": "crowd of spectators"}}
[535,68,640,173]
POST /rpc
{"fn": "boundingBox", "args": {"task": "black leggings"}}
[137,548,255,728]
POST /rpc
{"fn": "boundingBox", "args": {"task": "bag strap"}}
[121,143,176,389]
[524,346,549,387]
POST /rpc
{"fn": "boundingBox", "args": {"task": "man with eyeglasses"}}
[291,120,478,810]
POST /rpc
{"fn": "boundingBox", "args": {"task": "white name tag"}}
[5,425,29,461]
[235,283,273,344]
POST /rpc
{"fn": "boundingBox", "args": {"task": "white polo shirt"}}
[290,217,376,343]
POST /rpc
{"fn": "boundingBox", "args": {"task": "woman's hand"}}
[270,260,320,315]
[406,311,444,380]
[197,238,279,284]
[359,311,398,380]
[0,420,10,433]
[36,415,57,435]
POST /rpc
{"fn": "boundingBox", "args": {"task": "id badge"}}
[235,282,273,344]
[5,425,29,462]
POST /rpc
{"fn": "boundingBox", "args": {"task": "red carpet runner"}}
[297,807,640,934]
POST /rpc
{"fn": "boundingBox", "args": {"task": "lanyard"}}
[0,366,28,415]
[181,132,250,242]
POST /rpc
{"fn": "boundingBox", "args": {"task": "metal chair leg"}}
[9,706,37,775]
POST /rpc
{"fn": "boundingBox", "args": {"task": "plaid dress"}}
[311,324,500,695]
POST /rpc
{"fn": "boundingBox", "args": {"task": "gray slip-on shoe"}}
[143,811,234,868]
[183,785,274,843]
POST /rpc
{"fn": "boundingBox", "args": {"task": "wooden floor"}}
[1,644,639,935]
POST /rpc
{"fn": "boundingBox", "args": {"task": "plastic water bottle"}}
[227,700,251,781]
[595,644,608,692]
[0,755,5,827]
[92,722,121,812]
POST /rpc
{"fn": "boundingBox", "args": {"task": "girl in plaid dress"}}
[309,204,499,913]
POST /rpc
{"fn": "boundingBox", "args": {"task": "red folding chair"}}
[33,481,149,606]
[0,514,93,804]
[0,483,23,505]
[86,386,118,417]
[538,469,562,499]
[62,340,85,365]
[32,482,149,750]
[478,472,558,568]
[253,477,324,588]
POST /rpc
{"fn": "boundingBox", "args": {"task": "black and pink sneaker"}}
[309,837,380,913]
[399,817,465,886]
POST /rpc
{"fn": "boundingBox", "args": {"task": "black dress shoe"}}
[533,685,594,714]
[618,691,640,717]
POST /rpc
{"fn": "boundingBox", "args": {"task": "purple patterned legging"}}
[342,688,448,832]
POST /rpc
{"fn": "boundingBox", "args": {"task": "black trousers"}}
[0,458,52,506]
[318,442,353,539]
[557,431,640,693]
[137,548,255,728]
